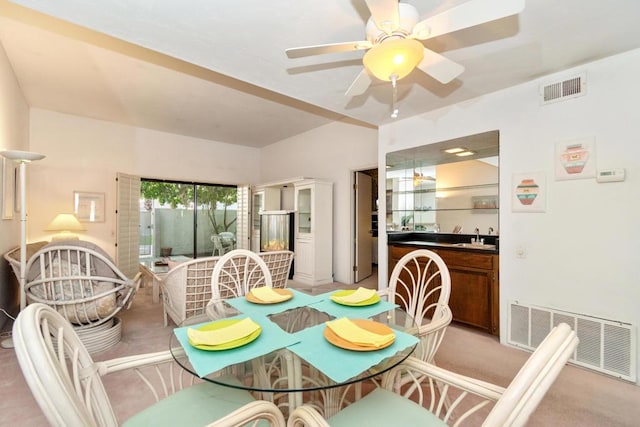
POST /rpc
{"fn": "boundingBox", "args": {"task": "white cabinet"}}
[251,187,281,252]
[293,180,333,285]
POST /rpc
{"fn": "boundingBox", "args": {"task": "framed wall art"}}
[74,191,105,222]
[512,172,546,213]
[555,137,596,180]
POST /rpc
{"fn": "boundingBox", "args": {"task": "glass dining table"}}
[169,289,419,417]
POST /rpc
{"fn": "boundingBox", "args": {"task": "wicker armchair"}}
[3,241,49,278]
[3,240,49,322]
[14,303,286,427]
[20,240,140,353]
[160,250,294,326]
[259,250,294,288]
[160,256,221,327]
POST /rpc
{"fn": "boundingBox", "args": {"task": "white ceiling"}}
[1,0,640,148]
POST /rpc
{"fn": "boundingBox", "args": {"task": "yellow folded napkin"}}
[187,318,260,346]
[326,317,395,348]
[333,287,377,304]
[250,286,290,303]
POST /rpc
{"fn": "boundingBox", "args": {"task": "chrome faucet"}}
[474,227,480,242]
[488,227,494,235]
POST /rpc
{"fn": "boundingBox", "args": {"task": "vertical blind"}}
[236,185,250,249]
[116,172,141,278]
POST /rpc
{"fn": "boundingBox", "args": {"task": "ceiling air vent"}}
[540,73,586,105]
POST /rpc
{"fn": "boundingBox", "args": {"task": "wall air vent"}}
[540,73,586,104]
[508,300,636,382]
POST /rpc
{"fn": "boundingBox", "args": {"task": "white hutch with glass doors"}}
[293,179,333,285]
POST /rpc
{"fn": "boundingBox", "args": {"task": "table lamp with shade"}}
[0,149,45,349]
[46,213,86,241]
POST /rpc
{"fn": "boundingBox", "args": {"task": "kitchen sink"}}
[453,243,496,250]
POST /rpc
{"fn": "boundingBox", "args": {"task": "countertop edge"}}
[389,240,499,255]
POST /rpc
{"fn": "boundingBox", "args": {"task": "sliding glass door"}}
[140,179,237,259]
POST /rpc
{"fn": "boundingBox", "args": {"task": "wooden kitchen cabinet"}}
[389,244,499,336]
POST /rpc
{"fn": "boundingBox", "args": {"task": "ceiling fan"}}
[286,0,525,98]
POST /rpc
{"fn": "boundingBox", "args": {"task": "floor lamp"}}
[1,150,45,349]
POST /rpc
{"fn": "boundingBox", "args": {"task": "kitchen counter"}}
[387,232,499,254]
[388,232,500,335]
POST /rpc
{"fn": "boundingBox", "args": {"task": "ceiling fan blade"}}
[416,48,465,84]
[364,0,400,32]
[286,41,372,59]
[345,68,372,97]
[412,0,525,40]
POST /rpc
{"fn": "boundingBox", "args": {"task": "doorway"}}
[353,168,378,283]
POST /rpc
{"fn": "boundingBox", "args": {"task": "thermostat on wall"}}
[596,168,625,183]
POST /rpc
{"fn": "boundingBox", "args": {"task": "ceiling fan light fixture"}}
[413,24,430,40]
[363,38,424,81]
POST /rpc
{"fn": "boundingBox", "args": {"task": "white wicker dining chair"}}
[13,303,286,427]
[287,323,579,427]
[381,249,452,363]
[208,249,274,303]
[203,249,284,404]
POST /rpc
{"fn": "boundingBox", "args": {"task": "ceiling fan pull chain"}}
[391,74,399,118]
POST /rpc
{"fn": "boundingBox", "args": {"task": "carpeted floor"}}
[437,323,640,426]
[1,272,639,426]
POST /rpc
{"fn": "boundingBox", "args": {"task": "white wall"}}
[260,120,378,284]
[378,48,640,381]
[20,109,377,288]
[27,109,261,257]
[0,42,30,327]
